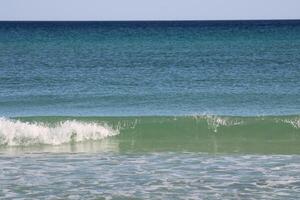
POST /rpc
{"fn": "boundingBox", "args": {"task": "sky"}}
[0,0,300,21]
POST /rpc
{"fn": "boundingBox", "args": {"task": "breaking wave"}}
[0,117,119,146]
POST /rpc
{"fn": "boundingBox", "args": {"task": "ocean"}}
[0,20,300,199]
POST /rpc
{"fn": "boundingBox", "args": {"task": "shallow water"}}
[1,153,300,199]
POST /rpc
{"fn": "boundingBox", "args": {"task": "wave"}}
[1,115,300,153]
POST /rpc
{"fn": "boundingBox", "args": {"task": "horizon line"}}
[1,19,300,22]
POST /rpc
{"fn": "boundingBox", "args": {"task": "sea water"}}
[0,21,300,199]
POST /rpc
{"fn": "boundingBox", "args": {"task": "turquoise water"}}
[1,20,300,199]
[1,115,299,154]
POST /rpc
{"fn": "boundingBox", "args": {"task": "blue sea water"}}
[1,21,300,199]
[1,20,300,116]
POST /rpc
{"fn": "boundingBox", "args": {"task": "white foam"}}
[192,115,243,132]
[0,117,119,146]
[282,118,300,129]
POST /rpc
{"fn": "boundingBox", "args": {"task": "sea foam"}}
[0,117,119,146]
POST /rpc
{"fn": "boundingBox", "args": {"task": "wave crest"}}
[0,118,119,146]
[282,118,300,129]
[192,115,243,132]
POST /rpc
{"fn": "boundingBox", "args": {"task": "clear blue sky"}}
[1,0,300,21]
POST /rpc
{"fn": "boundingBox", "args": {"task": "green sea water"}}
[0,115,298,154]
